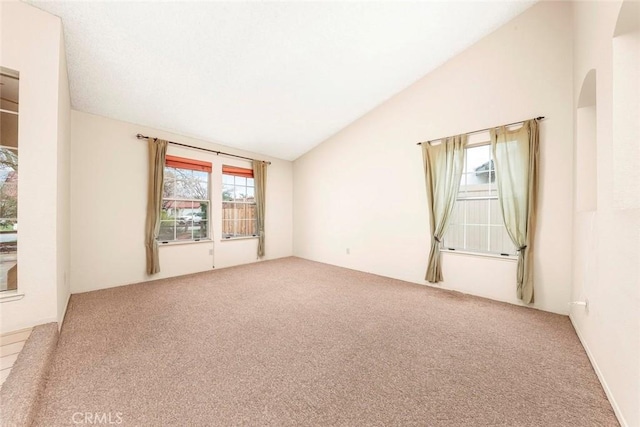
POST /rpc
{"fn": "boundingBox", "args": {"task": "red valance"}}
[166,155,212,173]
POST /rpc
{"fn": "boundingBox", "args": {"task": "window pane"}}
[193,170,208,182]
[241,219,251,236]
[443,224,464,249]
[235,176,247,187]
[222,219,233,238]
[159,221,176,241]
[234,187,245,202]
[490,225,516,255]
[246,186,255,199]
[461,145,493,196]
[222,174,235,185]
[173,168,208,200]
[247,203,257,221]
[238,203,247,221]
[465,225,489,252]
[458,171,467,197]
[222,202,235,237]
[175,226,191,240]
[450,201,464,226]
[464,199,489,226]
[194,220,208,239]
[161,200,182,220]
[163,168,176,198]
[223,185,235,201]
[490,199,504,225]
[247,177,255,187]
[465,145,491,173]
[197,202,208,221]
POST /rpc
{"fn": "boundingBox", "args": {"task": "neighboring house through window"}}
[443,143,516,256]
[159,155,211,242]
[222,165,257,238]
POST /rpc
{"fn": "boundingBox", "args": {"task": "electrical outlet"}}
[209,249,213,255]
[346,248,350,255]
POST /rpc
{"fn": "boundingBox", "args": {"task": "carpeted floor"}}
[34,257,617,426]
[1,323,58,427]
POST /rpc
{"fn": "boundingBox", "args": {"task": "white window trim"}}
[220,235,258,242]
[0,290,25,302]
[159,238,212,246]
[441,247,518,261]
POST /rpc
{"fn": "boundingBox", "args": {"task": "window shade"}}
[165,155,212,173]
[222,165,254,178]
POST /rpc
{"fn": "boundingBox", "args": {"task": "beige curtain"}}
[490,119,539,303]
[252,160,267,258]
[145,138,168,275]
[422,135,466,282]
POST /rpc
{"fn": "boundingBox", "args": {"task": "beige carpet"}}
[1,323,58,427]
[34,257,617,426]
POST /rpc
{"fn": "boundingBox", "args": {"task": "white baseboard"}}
[58,293,71,331]
[569,314,628,427]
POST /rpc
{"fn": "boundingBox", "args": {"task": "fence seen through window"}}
[443,144,516,256]
[222,166,257,238]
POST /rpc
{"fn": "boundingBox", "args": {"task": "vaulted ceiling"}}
[28,1,535,160]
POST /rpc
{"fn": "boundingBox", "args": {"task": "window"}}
[222,165,256,239]
[443,144,516,256]
[0,68,19,292]
[159,155,211,242]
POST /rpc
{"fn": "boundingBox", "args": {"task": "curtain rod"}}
[416,116,545,146]
[136,134,271,165]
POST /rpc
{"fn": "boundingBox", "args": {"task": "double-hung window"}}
[0,68,19,292]
[222,165,257,239]
[443,144,516,256]
[159,155,211,243]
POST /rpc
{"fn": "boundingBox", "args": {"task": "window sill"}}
[158,239,212,247]
[441,248,517,261]
[221,236,258,242]
[0,291,25,303]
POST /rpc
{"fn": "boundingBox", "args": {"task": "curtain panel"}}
[145,138,168,275]
[422,135,466,282]
[490,120,539,303]
[252,160,268,258]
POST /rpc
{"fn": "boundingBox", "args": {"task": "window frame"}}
[222,165,258,241]
[159,156,212,245]
[441,141,517,259]
[0,68,20,294]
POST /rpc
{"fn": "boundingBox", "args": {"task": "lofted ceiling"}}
[28,1,535,160]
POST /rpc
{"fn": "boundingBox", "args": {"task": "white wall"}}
[293,1,574,315]
[70,111,293,293]
[570,1,639,426]
[0,1,70,333]
[56,26,72,326]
